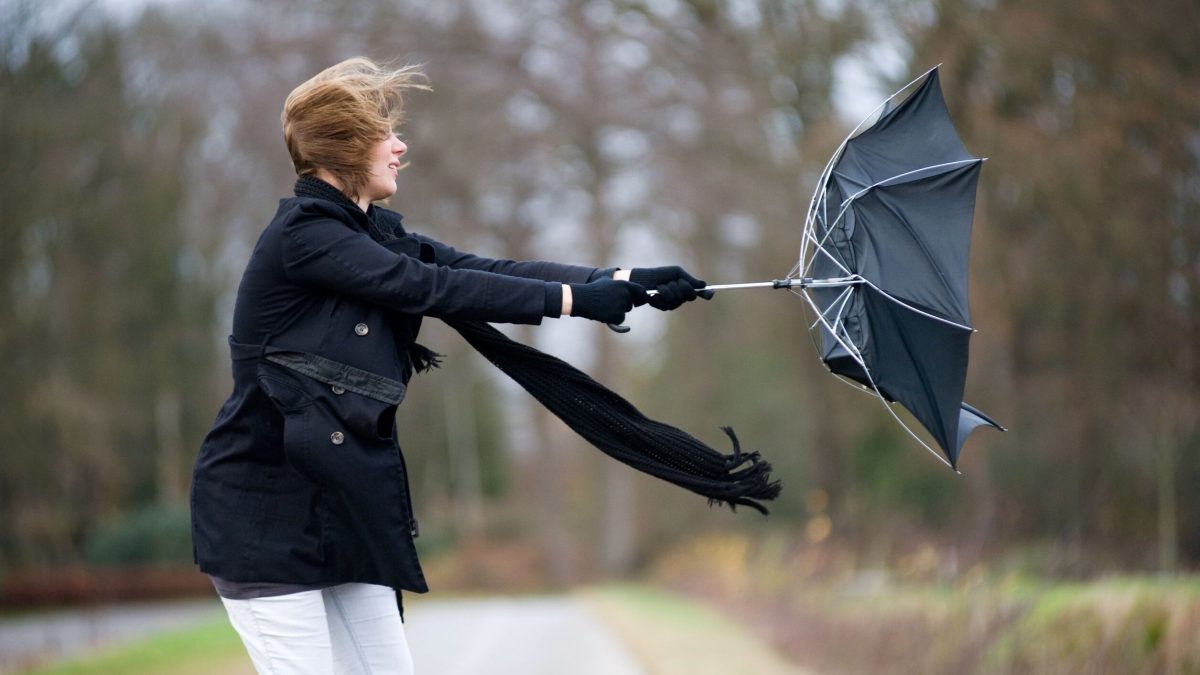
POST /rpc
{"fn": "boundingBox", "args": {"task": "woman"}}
[189,57,710,674]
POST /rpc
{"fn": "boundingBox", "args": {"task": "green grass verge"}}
[25,615,251,675]
[581,583,814,675]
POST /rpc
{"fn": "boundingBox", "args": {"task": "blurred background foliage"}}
[0,0,1197,590]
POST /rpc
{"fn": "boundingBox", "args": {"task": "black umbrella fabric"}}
[799,67,1003,469]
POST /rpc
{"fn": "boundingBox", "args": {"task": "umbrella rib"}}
[802,199,860,279]
[885,300,962,468]
[878,396,955,469]
[811,160,983,331]
[824,160,982,240]
[809,285,855,331]
[803,228,854,278]
[838,159,982,208]
[799,64,943,271]
[828,285,856,331]
[858,279,973,332]
[799,288,954,470]
[800,290,869,372]
[805,159,980,284]
[801,145,846,268]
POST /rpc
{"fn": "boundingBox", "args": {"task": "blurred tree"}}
[0,8,219,567]
[902,0,1200,570]
[627,0,874,541]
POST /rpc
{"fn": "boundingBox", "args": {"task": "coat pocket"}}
[256,354,405,486]
[257,360,315,412]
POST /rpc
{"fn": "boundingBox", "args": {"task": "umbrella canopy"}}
[800,67,1003,469]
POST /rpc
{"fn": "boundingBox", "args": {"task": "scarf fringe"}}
[408,343,443,374]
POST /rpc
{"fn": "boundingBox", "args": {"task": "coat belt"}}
[227,337,405,405]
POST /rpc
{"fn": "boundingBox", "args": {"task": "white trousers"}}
[220,583,414,675]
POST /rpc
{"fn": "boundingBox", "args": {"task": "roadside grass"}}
[767,575,1200,674]
[650,532,1200,675]
[582,583,815,675]
[24,616,252,675]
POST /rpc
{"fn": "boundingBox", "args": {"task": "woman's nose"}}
[394,138,407,156]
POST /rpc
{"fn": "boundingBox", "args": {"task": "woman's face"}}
[363,132,407,202]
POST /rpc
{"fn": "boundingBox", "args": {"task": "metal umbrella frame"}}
[696,65,1003,470]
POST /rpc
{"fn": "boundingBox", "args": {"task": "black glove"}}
[629,265,714,311]
[569,279,649,324]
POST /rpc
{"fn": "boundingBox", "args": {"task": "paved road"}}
[0,595,644,674]
[406,595,645,675]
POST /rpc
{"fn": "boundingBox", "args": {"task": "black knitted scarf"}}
[294,175,781,513]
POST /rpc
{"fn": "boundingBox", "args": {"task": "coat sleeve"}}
[280,205,551,324]
[411,233,614,284]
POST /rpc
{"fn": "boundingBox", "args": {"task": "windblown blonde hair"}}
[282,57,429,201]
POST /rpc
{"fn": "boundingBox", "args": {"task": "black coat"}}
[190,192,600,592]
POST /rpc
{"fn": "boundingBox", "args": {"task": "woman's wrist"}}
[613,269,631,282]
[561,284,573,316]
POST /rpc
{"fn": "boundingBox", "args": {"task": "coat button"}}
[331,385,346,395]
[354,323,369,336]
[330,431,345,445]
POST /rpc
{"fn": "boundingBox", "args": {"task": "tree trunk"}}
[444,368,484,535]
[1157,438,1178,574]
[154,388,183,503]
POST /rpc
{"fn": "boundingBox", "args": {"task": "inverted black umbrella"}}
[670,66,1003,469]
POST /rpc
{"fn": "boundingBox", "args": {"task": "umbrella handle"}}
[604,279,804,333]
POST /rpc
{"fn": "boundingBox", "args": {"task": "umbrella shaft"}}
[686,277,861,293]
[644,277,862,295]
[700,281,786,291]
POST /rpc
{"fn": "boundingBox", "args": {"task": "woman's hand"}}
[565,279,649,324]
[627,266,714,311]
